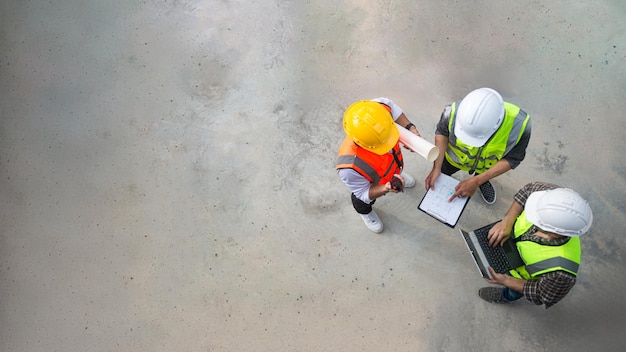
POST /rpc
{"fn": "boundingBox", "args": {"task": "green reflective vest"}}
[509,212,581,280]
[445,102,530,174]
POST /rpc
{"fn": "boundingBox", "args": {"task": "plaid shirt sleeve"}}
[523,271,577,309]
[514,181,560,207]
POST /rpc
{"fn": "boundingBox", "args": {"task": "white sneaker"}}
[360,210,383,233]
[401,172,416,188]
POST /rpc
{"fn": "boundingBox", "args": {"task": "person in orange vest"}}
[336,98,420,233]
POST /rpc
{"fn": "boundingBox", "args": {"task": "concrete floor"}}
[1,1,625,351]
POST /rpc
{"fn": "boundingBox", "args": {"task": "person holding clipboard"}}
[424,88,532,204]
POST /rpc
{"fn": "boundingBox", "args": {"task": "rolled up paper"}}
[395,122,439,162]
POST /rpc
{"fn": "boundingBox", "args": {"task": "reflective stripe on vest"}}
[337,150,381,184]
[336,137,403,184]
[445,102,530,173]
[509,211,581,279]
[526,257,579,277]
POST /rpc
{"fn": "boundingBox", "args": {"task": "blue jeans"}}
[502,287,524,302]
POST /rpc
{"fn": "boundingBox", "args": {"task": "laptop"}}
[458,221,525,279]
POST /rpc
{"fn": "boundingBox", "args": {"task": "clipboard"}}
[418,174,470,228]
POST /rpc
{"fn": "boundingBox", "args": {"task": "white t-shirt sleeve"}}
[337,168,373,204]
[371,97,403,120]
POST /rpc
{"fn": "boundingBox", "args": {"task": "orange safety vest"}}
[336,103,403,184]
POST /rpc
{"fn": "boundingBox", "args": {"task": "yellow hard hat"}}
[343,100,399,155]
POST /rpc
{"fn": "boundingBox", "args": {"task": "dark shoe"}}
[479,181,496,204]
[478,287,509,304]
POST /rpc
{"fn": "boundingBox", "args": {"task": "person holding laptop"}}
[479,182,593,308]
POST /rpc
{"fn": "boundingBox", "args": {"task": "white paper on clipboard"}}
[418,174,470,228]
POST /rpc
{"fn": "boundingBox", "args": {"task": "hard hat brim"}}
[454,88,504,147]
[524,190,547,229]
[524,189,593,237]
[368,124,400,155]
[454,127,490,147]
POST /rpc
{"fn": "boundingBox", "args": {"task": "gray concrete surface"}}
[1,1,625,351]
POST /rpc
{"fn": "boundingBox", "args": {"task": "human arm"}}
[368,182,395,200]
[486,181,559,246]
[486,268,576,308]
[522,271,576,308]
[337,169,399,204]
[424,107,451,190]
[368,172,407,199]
[395,113,420,136]
[513,181,560,205]
[487,199,523,247]
[424,134,448,190]
[448,159,512,201]
[371,97,420,136]
[485,267,526,293]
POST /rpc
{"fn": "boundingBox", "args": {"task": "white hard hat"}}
[525,188,593,237]
[454,88,505,147]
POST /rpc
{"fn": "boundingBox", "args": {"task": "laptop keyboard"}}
[474,226,511,274]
